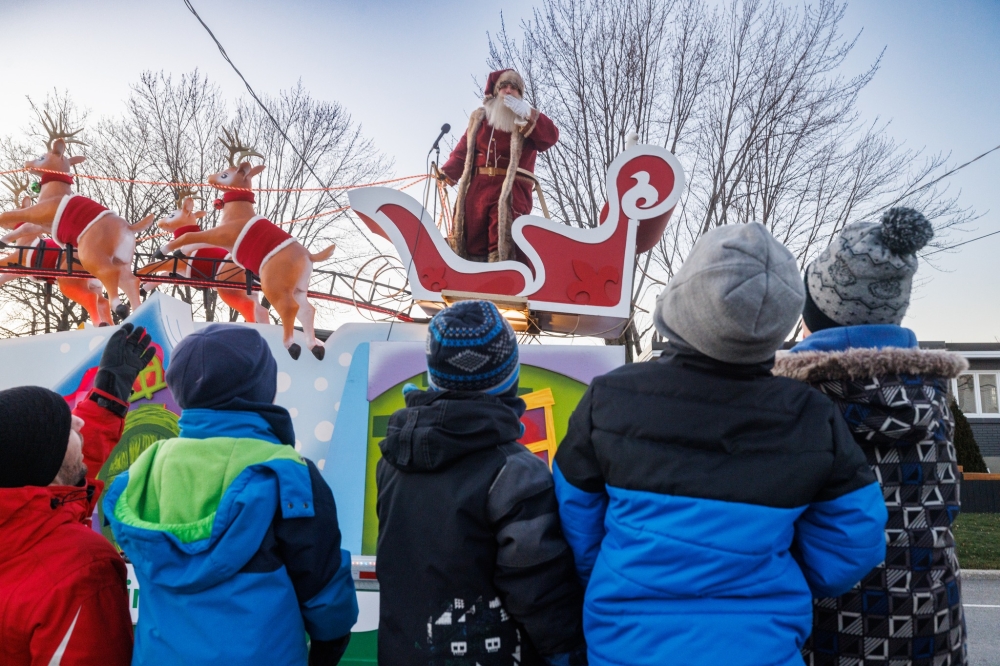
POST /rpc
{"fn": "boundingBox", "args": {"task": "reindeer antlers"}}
[219,128,263,167]
[41,111,87,152]
[1,172,33,203]
[174,186,199,209]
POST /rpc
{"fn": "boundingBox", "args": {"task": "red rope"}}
[9,167,428,194]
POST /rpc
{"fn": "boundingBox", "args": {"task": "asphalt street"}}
[964,573,1000,665]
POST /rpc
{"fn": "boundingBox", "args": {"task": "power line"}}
[888,141,1000,209]
[181,0,380,253]
[923,227,1000,256]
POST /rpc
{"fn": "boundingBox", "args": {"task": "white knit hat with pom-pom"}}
[804,207,934,329]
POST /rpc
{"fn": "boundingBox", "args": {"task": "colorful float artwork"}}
[0,131,679,663]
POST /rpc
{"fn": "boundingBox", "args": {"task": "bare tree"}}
[491,0,974,359]
[0,94,94,335]
[0,73,390,335]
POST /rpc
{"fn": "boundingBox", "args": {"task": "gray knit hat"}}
[654,223,805,364]
[804,207,933,330]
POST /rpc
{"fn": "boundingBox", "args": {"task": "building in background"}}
[922,342,1000,471]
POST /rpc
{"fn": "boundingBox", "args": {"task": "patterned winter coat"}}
[776,325,970,666]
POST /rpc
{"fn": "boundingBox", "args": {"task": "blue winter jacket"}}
[553,346,888,666]
[105,410,358,665]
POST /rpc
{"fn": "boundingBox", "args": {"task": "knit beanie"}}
[804,207,933,331]
[654,223,805,364]
[0,386,73,488]
[166,324,278,410]
[426,300,519,394]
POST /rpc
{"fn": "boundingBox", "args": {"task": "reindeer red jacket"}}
[0,393,133,666]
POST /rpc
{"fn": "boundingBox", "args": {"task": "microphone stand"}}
[425,123,451,216]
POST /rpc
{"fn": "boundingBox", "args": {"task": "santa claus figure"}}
[440,69,559,262]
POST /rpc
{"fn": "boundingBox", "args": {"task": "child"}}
[776,208,969,664]
[553,223,888,666]
[106,325,357,665]
[376,300,586,666]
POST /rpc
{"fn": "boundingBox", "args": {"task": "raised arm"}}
[75,324,155,480]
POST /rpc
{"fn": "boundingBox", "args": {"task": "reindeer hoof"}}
[139,287,147,298]
[310,345,325,361]
[153,249,165,260]
[287,343,302,360]
[172,250,185,258]
[115,304,130,320]
[0,241,7,249]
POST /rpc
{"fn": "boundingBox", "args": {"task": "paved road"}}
[964,574,1000,665]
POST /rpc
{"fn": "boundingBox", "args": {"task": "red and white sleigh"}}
[348,143,685,337]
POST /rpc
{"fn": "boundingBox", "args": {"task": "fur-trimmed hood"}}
[773,347,968,384]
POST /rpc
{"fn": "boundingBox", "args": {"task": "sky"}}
[0,0,996,342]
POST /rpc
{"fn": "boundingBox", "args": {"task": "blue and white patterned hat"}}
[426,300,519,394]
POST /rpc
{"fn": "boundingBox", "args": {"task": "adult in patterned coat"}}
[0,324,155,665]
[775,208,969,665]
[440,69,559,262]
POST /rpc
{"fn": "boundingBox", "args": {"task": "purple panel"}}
[367,341,625,401]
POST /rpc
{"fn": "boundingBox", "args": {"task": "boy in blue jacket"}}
[106,325,357,665]
[553,223,888,666]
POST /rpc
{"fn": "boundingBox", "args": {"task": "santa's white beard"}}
[484,96,519,134]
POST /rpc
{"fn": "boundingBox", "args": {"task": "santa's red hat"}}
[484,69,525,102]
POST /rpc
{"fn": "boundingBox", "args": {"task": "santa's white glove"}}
[503,95,534,120]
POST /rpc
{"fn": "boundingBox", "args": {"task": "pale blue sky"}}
[0,0,996,341]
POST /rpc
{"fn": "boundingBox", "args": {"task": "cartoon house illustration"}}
[517,388,558,466]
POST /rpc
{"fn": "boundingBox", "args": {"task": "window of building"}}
[981,374,999,414]
[954,372,1000,415]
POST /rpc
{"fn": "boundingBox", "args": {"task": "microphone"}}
[429,123,451,154]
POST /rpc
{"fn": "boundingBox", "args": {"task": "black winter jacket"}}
[376,389,585,666]
[553,344,887,666]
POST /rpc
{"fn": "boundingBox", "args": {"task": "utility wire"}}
[923,227,1000,256]
[888,141,1000,208]
[182,0,380,254]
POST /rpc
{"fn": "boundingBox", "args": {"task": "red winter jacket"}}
[0,391,133,665]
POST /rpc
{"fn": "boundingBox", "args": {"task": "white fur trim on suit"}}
[230,215,262,270]
[49,195,73,248]
[258,237,296,272]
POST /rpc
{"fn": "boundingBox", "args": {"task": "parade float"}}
[0,116,684,661]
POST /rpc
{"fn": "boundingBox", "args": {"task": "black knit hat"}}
[0,386,73,488]
[426,301,519,394]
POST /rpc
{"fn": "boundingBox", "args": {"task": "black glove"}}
[93,323,155,408]
[309,634,351,666]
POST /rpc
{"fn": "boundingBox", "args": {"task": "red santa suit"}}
[441,69,559,261]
